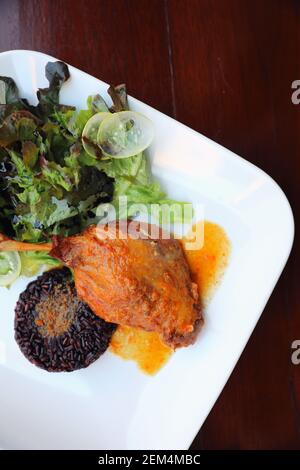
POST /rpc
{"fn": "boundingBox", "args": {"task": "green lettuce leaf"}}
[0,76,20,105]
[95,152,192,223]
[87,94,109,113]
[20,251,61,277]
[53,93,109,138]
[22,141,39,168]
[36,61,73,118]
[66,109,93,137]
[0,111,39,147]
[108,84,128,112]
[42,161,77,192]
[0,76,27,124]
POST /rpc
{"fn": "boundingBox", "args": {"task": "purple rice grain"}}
[14,267,117,372]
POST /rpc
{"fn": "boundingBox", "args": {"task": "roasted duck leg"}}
[0,223,203,348]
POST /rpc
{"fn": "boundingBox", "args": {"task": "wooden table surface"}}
[1,0,299,450]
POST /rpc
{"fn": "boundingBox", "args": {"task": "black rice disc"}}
[14,267,117,372]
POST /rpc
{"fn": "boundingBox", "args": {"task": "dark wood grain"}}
[168,0,300,450]
[0,0,174,114]
[0,0,299,450]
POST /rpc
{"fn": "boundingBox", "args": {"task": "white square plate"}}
[0,50,294,450]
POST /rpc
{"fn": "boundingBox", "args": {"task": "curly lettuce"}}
[0,61,190,281]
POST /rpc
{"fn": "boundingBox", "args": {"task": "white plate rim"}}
[0,49,295,450]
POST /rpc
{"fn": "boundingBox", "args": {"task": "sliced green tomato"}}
[81,112,110,157]
[97,111,154,159]
[0,251,21,287]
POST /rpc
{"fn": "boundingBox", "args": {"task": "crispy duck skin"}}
[0,223,203,348]
[49,222,203,348]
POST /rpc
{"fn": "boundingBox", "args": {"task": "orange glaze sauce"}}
[109,221,231,375]
[109,325,173,375]
[182,221,231,304]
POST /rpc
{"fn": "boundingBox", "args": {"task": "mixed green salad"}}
[0,61,185,286]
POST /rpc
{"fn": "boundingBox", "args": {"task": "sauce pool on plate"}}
[182,221,231,304]
[109,221,231,374]
[109,325,172,375]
